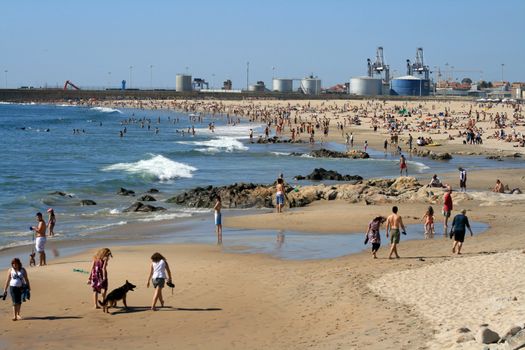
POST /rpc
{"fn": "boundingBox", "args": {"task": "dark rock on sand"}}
[123,202,166,212]
[147,188,160,193]
[294,168,363,182]
[138,195,157,202]
[80,199,97,206]
[475,327,500,344]
[118,187,135,196]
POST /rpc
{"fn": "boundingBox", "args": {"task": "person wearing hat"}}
[450,209,474,254]
[459,167,467,192]
[47,208,56,237]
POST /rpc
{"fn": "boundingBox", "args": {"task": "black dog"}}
[98,280,136,313]
[29,251,36,267]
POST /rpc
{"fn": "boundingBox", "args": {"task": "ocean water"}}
[0,103,523,250]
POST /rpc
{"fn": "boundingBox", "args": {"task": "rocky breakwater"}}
[167,177,425,209]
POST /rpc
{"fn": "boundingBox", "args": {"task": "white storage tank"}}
[176,74,192,92]
[272,78,293,93]
[300,77,321,95]
[349,77,383,96]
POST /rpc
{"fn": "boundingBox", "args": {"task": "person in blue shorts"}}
[214,196,222,244]
[276,178,285,213]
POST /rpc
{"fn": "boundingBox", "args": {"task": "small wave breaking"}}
[90,107,122,114]
[102,154,197,181]
[178,137,248,153]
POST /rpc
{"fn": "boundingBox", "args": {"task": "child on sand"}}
[365,216,386,259]
[87,248,112,309]
[146,252,173,311]
[422,206,435,239]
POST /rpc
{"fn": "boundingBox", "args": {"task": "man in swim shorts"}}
[276,178,285,213]
[31,212,47,266]
[386,206,406,259]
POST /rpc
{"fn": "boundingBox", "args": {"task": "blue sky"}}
[1,0,523,89]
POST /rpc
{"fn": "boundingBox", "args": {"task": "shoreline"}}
[2,99,525,349]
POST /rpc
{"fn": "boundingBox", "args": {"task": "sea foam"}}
[90,107,122,114]
[178,136,248,153]
[102,154,197,181]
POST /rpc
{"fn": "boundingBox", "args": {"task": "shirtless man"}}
[276,178,285,213]
[31,212,47,266]
[386,206,407,259]
[213,196,222,245]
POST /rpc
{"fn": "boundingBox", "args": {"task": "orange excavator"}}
[63,80,80,90]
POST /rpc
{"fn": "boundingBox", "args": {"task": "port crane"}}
[63,80,80,90]
[406,48,430,79]
[367,46,390,83]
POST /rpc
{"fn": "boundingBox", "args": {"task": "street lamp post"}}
[129,66,133,88]
[246,61,249,91]
[150,65,154,90]
[501,63,505,82]
[272,66,275,80]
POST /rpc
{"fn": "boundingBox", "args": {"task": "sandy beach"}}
[2,98,525,349]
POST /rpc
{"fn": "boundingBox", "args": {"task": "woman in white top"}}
[146,252,173,311]
[3,258,30,321]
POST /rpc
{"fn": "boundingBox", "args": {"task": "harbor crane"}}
[367,46,390,83]
[63,80,80,90]
[406,48,430,79]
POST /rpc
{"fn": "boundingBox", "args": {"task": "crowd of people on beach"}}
[4,97,523,325]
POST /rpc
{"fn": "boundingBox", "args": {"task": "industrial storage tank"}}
[248,81,266,92]
[176,74,192,92]
[349,77,383,96]
[390,75,430,96]
[300,77,321,95]
[272,78,293,93]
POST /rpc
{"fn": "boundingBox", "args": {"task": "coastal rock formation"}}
[118,187,135,196]
[255,136,304,144]
[309,148,370,159]
[414,149,453,160]
[138,195,156,202]
[80,199,97,206]
[167,183,274,209]
[147,188,160,193]
[123,202,166,212]
[294,168,363,181]
[169,177,424,209]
